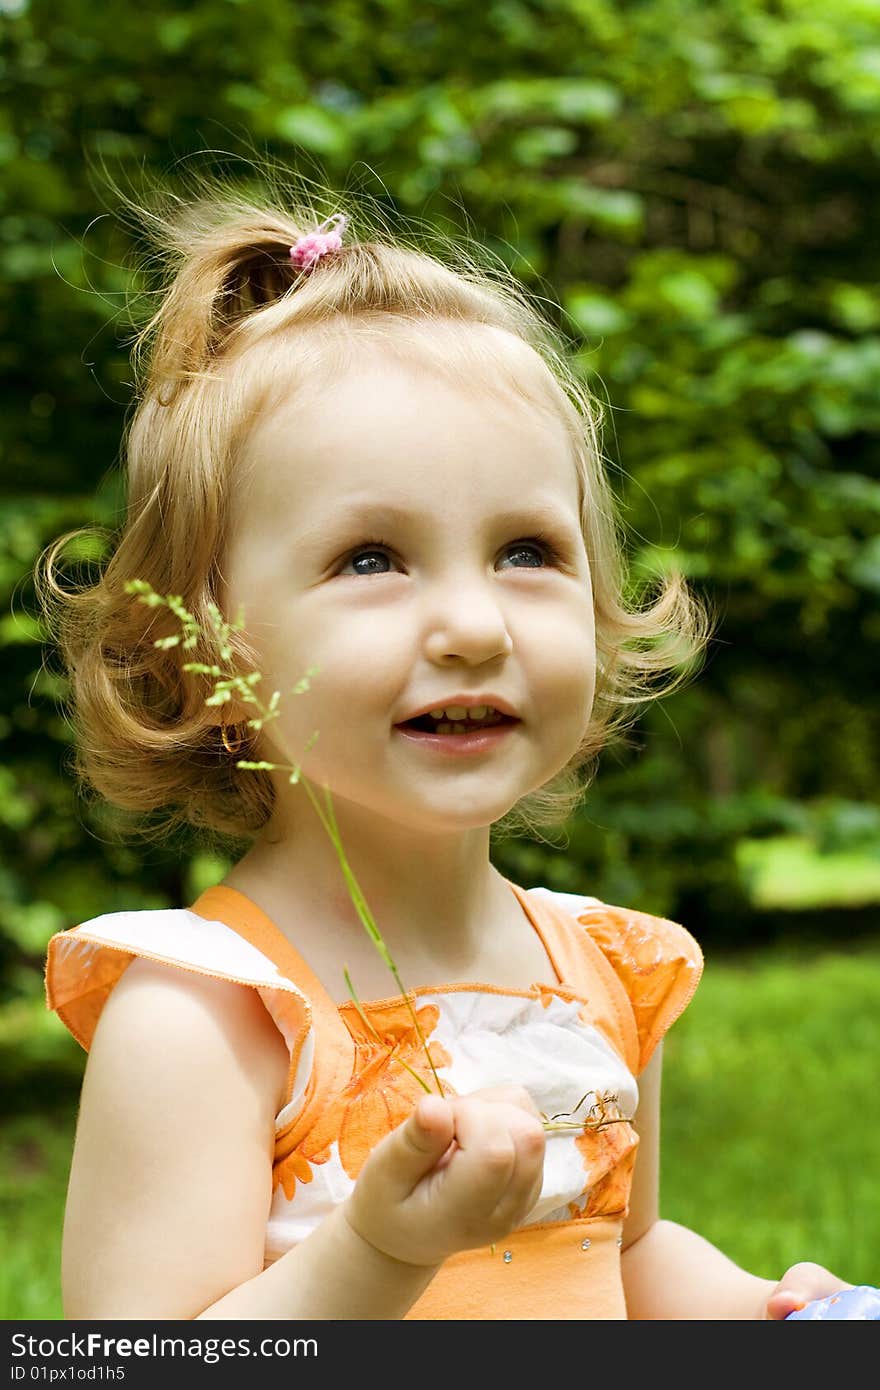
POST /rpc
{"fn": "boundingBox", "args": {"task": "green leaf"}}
[565,289,633,336]
[476,78,619,124]
[275,105,351,157]
[1,900,65,953]
[848,536,880,592]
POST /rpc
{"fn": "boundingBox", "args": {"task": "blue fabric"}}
[786,1285,880,1319]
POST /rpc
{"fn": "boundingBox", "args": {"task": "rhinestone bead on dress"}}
[581,1238,592,1251]
[502,1250,513,1263]
[617,1236,623,1247]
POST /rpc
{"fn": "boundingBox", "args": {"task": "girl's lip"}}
[393,722,520,756]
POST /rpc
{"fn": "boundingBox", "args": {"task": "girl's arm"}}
[620,1045,848,1319]
[62,959,437,1320]
[63,959,546,1320]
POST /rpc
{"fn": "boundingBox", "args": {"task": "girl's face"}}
[223,351,595,836]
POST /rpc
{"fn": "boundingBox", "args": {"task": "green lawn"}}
[0,1108,71,1321]
[2,938,879,1318]
[737,835,880,910]
[661,939,880,1285]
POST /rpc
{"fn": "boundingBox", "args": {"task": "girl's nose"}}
[422,580,514,665]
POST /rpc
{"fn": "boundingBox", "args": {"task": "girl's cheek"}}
[553,665,596,731]
[325,629,413,677]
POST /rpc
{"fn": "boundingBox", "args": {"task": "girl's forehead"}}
[228,331,587,536]
[280,379,549,449]
[240,321,574,445]
[240,401,580,543]
[246,357,574,479]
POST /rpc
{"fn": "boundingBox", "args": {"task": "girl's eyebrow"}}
[302,498,580,542]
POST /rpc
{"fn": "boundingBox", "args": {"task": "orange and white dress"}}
[45,878,702,1320]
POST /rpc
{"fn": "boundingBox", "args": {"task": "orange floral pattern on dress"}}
[284,1000,454,1185]
[274,1146,320,1203]
[578,905,698,1068]
[335,1000,454,1179]
[537,985,557,1010]
[569,1094,640,1220]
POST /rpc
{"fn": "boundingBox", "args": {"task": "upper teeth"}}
[428,705,496,721]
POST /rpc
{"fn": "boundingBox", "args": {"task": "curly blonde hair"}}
[34,163,712,852]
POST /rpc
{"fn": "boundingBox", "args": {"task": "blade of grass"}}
[127,580,448,1101]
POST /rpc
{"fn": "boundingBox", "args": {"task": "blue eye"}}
[336,530,561,575]
[340,541,398,577]
[502,540,555,568]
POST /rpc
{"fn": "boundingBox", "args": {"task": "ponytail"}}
[132,204,341,402]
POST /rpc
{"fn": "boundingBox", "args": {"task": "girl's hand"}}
[763,1262,853,1319]
[344,1085,546,1269]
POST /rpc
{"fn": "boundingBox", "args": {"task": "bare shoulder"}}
[94,956,290,1108]
[63,958,290,1319]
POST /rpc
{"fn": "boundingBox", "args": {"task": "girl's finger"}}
[460,1085,542,1119]
[444,1099,544,1221]
[382,1096,456,1196]
[765,1263,852,1320]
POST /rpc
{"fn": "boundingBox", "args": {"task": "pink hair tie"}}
[289,213,349,270]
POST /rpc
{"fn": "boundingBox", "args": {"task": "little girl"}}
[40,181,852,1320]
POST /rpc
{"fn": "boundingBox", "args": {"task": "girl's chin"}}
[353,787,524,833]
[395,789,526,831]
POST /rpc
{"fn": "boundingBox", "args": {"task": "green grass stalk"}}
[124,580,446,1094]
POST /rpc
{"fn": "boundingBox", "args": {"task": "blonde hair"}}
[34,163,712,853]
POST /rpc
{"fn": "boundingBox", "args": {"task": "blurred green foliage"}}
[1,0,879,1024]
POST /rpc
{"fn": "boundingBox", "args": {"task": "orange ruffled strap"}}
[575,903,703,1073]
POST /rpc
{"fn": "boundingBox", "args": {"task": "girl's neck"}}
[220,813,538,1001]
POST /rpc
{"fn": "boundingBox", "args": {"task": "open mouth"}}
[398,712,518,735]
